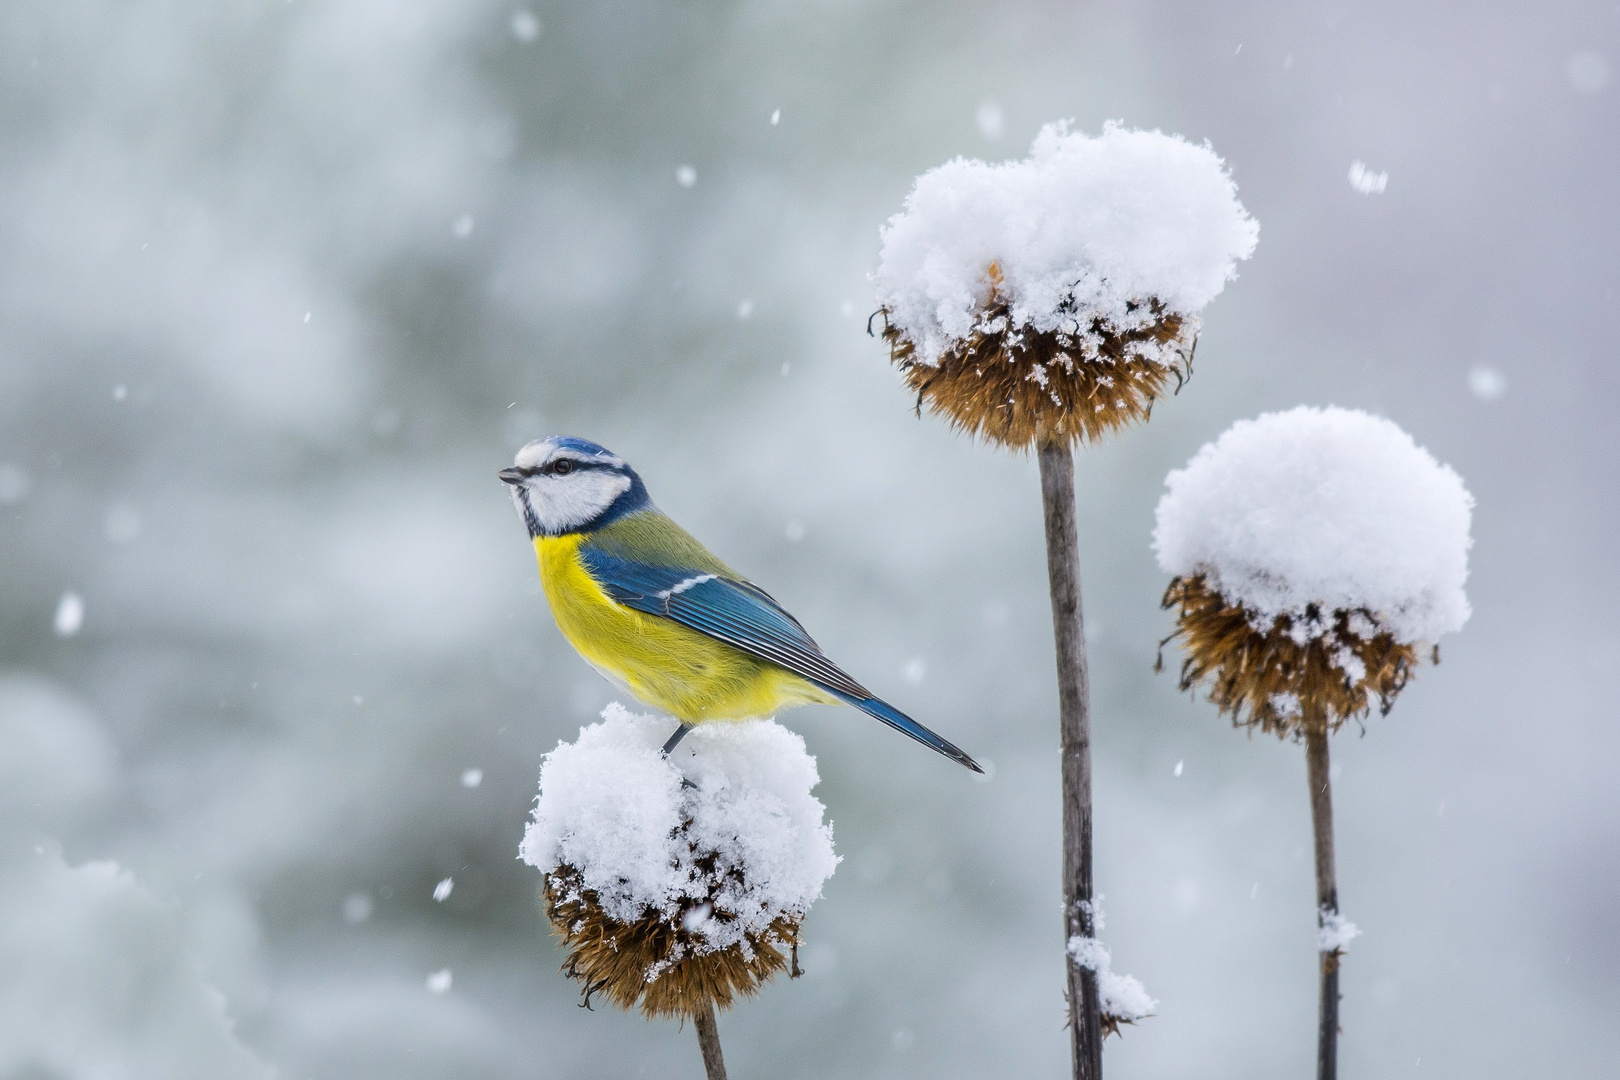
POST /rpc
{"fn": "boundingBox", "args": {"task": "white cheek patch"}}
[526,470,633,534]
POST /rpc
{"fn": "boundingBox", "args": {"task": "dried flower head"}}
[520,706,837,1021]
[544,845,803,1019]
[877,266,1196,449]
[1159,573,1425,737]
[874,121,1257,451]
[1152,407,1474,735]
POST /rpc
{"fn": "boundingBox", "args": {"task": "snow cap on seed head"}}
[1154,406,1473,736]
[522,704,837,1019]
[874,121,1258,449]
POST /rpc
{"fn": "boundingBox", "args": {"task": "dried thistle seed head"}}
[1160,573,1424,738]
[877,288,1197,450]
[520,707,836,1020]
[1153,407,1473,734]
[873,122,1256,450]
[544,855,803,1020]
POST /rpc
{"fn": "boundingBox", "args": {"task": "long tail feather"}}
[829,690,983,773]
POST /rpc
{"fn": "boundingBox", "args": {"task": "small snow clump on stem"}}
[1066,933,1157,1036]
[873,121,1258,449]
[1317,907,1361,954]
[521,704,837,1019]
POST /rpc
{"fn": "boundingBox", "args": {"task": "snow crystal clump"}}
[1318,908,1361,953]
[1067,934,1157,1023]
[520,703,838,955]
[875,120,1258,367]
[1154,406,1473,644]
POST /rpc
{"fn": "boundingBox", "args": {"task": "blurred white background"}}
[1,1,1616,1077]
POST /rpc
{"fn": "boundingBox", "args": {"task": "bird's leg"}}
[661,723,694,757]
[662,723,699,790]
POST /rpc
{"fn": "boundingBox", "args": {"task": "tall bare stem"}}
[1038,439,1102,1080]
[1304,720,1340,1080]
[693,1002,728,1080]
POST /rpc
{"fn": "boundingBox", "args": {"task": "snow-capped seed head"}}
[873,121,1258,450]
[1154,406,1473,736]
[521,705,836,1019]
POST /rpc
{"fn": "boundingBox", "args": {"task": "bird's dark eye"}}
[551,459,574,476]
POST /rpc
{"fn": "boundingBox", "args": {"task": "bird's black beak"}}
[498,467,526,486]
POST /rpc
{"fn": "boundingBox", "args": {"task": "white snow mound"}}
[520,703,838,953]
[875,120,1258,366]
[1154,406,1473,644]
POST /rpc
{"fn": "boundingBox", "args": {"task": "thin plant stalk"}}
[1038,438,1102,1080]
[693,1002,728,1080]
[1304,717,1340,1080]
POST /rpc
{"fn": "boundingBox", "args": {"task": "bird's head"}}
[500,436,650,537]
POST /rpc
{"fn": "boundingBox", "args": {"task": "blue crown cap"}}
[551,435,619,459]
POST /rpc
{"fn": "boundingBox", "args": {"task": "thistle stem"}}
[693,1002,728,1080]
[1304,721,1340,1080]
[1037,439,1102,1080]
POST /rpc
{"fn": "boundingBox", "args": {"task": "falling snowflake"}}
[1348,161,1388,195]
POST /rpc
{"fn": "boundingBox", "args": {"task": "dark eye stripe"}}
[541,457,608,476]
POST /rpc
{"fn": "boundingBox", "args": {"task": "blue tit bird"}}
[500,436,981,772]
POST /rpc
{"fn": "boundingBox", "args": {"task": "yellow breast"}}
[533,535,834,723]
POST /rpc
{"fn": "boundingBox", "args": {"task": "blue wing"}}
[577,544,982,772]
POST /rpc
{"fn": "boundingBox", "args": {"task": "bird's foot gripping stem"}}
[661,723,698,789]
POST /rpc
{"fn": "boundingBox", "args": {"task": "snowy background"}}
[1,1,1616,1077]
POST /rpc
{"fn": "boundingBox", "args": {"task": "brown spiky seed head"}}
[543,860,802,1021]
[878,266,1197,451]
[1160,574,1426,738]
